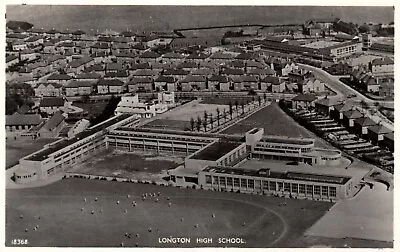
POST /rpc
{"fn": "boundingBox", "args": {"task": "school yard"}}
[6,178,334,247]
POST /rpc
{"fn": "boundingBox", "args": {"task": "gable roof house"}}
[34,82,63,97]
[39,97,67,116]
[154,75,177,92]
[180,75,207,91]
[96,79,125,94]
[208,75,230,91]
[127,77,154,93]
[38,111,66,138]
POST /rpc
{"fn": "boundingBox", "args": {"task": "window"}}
[292,183,298,193]
[306,185,313,195]
[284,183,291,192]
[233,177,240,187]
[226,177,233,187]
[255,180,261,189]
[329,187,337,197]
[322,186,328,196]
[314,185,321,195]
[270,181,277,191]
[277,182,283,192]
[205,175,212,184]
[219,177,226,186]
[248,179,254,189]
[240,178,247,188]
[263,180,269,190]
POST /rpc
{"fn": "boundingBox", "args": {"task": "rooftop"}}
[202,166,350,185]
[260,135,314,146]
[191,140,242,161]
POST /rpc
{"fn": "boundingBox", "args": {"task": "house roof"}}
[97,79,124,86]
[6,114,41,126]
[384,131,394,141]
[354,117,376,127]
[371,57,394,66]
[139,51,161,59]
[164,69,189,76]
[292,93,318,102]
[186,52,208,60]
[221,68,245,75]
[42,111,65,131]
[128,77,153,84]
[177,61,198,69]
[66,80,94,88]
[155,75,176,83]
[105,70,129,78]
[261,76,281,84]
[6,54,18,63]
[131,69,159,76]
[39,97,65,107]
[106,63,124,71]
[246,60,265,68]
[76,72,101,79]
[83,64,104,72]
[191,68,214,75]
[248,68,275,75]
[343,109,363,119]
[210,52,235,60]
[232,75,259,83]
[35,82,63,88]
[181,75,206,83]
[199,61,220,69]
[227,60,245,68]
[368,125,392,135]
[235,52,254,60]
[209,75,229,83]
[315,97,339,107]
[162,52,184,59]
[333,102,353,112]
[47,73,72,81]
[132,43,147,50]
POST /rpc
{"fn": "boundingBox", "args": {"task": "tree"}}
[203,111,208,126]
[228,102,233,119]
[241,102,245,115]
[196,116,202,131]
[190,117,195,131]
[209,114,214,129]
[263,93,267,103]
[223,108,227,122]
[216,107,220,127]
[234,100,239,115]
[373,101,380,108]
[252,96,255,107]
[202,116,208,132]
[360,99,368,110]
[258,95,262,106]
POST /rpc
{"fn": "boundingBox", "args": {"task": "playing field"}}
[143,119,190,131]
[6,138,57,169]
[221,102,330,148]
[71,150,183,180]
[6,178,334,247]
[164,103,229,122]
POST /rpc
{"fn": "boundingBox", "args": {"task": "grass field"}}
[221,102,329,148]
[201,97,252,105]
[143,119,190,131]
[6,138,57,169]
[164,103,229,122]
[6,178,334,247]
[72,150,182,180]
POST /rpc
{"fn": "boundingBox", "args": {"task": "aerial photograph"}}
[4,5,394,248]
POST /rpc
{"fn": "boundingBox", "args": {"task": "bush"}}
[192,185,197,189]
[112,178,117,181]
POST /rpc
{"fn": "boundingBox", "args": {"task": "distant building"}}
[38,111,66,138]
[34,83,63,97]
[39,97,67,115]
[6,114,42,132]
[114,94,167,118]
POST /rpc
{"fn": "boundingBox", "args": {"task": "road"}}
[298,64,394,109]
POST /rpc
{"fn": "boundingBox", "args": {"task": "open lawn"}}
[6,138,57,169]
[6,178,334,247]
[221,102,329,148]
[143,119,189,131]
[164,103,229,122]
[72,150,182,180]
[201,97,252,105]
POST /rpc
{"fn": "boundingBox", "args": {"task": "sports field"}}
[164,103,229,122]
[71,150,182,180]
[6,178,335,247]
[143,119,190,131]
[221,102,330,148]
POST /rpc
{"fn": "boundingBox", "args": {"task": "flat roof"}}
[261,136,314,146]
[191,141,242,161]
[202,166,350,185]
[26,114,131,162]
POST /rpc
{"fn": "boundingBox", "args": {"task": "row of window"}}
[16,172,36,179]
[205,175,337,197]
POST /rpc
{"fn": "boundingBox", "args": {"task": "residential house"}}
[226,60,246,70]
[163,69,190,81]
[170,37,222,50]
[232,76,259,91]
[106,62,125,74]
[83,64,105,77]
[314,97,340,116]
[245,60,267,70]
[25,35,44,47]
[20,50,38,61]
[234,52,255,62]
[138,51,161,63]
[154,75,177,92]
[221,68,245,78]
[190,68,215,76]
[186,52,209,63]
[291,94,318,110]
[370,57,394,76]
[343,109,363,127]
[367,125,392,144]
[75,72,101,84]
[161,52,185,64]
[298,77,325,94]
[247,68,276,79]
[34,83,63,97]
[131,69,160,80]
[180,75,207,91]
[46,73,73,86]
[65,80,94,96]
[12,41,28,51]
[6,114,42,132]
[332,102,354,121]
[209,52,235,63]
[127,77,153,93]
[354,117,376,136]
[208,75,230,91]
[91,43,110,54]
[39,97,67,115]
[261,76,285,92]
[104,70,129,83]
[382,132,394,152]
[96,79,125,94]
[177,61,198,72]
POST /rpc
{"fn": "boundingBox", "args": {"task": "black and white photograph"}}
[4,3,395,248]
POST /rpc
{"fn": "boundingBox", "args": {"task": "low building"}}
[39,97,67,115]
[6,54,19,68]
[232,76,259,91]
[319,41,363,62]
[65,81,94,96]
[127,77,153,93]
[180,75,207,91]
[38,111,66,138]
[6,114,42,132]
[12,41,28,51]
[114,95,156,118]
[367,125,392,144]
[314,97,340,116]
[298,77,325,94]
[354,117,377,136]
[342,109,363,127]
[46,73,73,86]
[332,102,354,121]
[292,94,318,110]
[97,79,125,94]
[370,57,394,76]
[208,75,230,91]
[20,50,38,61]
[382,132,394,152]
[154,75,176,92]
